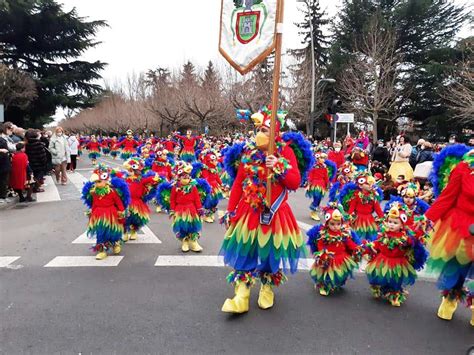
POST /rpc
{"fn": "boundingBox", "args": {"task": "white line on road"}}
[72,226,162,244]
[44,256,124,267]
[35,176,61,203]
[67,171,88,191]
[0,256,21,268]
[297,221,312,232]
[155,255,225,267]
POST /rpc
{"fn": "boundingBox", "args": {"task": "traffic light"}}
[325,98,342,125]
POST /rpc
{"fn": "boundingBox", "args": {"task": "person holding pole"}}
[219,107,311,313]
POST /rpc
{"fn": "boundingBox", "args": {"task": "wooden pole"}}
[266,0,284,206]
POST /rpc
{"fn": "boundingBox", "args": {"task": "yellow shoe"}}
[258,284,274,309]
[156,206,162,213]
[181,238,190,252]
[95,251,108,260]
[390,299,401,307]
[113,242,121,255]
[310,210,320,221]
[189,239,203,252]
[129,232,137,241]
[122,234,129,242]
[319,288,329,296]
[203,215,213,223]
[437,297,458,320]
[222,283,251,313]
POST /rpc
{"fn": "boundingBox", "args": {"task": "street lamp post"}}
[296,0,335,137]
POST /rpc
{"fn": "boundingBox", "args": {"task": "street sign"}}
[0,104,4,123]
[336,113,354,123]
[219,0,280,75]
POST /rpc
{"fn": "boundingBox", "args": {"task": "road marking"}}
[155,255,225,267]
[0,256,21,268]
[297,221,312,231]
[44,256,124,267]
[72,225,162,244]
[67,171,88,191]
[97,157,123,167]
[153,255,435,280]
[35,176,61,203]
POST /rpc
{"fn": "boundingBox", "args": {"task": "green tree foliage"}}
[0,0,107,127]
[328,0,469,138]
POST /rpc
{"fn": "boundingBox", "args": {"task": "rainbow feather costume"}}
[180,147,196,163]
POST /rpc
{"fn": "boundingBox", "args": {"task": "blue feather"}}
[350,230,362,245]
[429,144,469,197]
[223,143,245,180]
[325,159,337,182]
[281,132,314,183]
[155,181,173,211]
[384,195,403,213]
[110,177,131,209]
[191,162,204,178]
[195,178,212,205]
[81,181,94,209]
[142,171,158,202]
[306,224,323,254]
[412,237,428,271]
[338,182,358,211]
[328,182,340,202]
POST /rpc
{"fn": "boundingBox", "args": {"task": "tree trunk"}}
[372,112,378,143]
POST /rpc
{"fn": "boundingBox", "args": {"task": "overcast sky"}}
[55,0,471,120]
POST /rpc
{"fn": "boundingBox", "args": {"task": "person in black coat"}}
[415,141,434,165]
[25,129,47,192]
[371,139,390,167]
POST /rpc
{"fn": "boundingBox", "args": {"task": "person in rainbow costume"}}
[85,135,101,165]
[306,203,362,296]
[341,173,384,241]
[219,105,313,313]
[109,136,120,159]
[118,157,160,241]
[117,130,140,161]
[385,182,431,243]
[328,161,356,202]
[365,202,427,307]
[305,151,336,221]
[425,144,473,326]
[195,149,224,223]
[81,164,130,260]
[174,129,201,163]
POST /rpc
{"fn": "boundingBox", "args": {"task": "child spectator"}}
[9,143,35,203]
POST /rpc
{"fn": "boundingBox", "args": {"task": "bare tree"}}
[0,64,37,110]
[443,58,474,125]
[338,13,402,142]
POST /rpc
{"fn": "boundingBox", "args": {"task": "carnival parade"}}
[1,0,473,353]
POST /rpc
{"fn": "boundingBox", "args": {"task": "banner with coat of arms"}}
[219,0,279,75]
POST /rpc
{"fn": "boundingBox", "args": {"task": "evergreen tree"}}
[328,0,469,138]
[0,0,107,127]
[179,61,198,88]
[201,61,221,92]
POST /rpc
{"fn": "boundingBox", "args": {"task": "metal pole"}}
[266,0,284,205]
[309,2,315,137]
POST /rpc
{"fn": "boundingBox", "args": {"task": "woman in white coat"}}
[67,133,79,172]
[49,127,70,185]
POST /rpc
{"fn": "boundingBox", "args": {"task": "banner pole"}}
[266,0,284,206]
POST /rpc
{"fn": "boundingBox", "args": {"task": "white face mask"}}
[335,148,341,152]
[57,132,63,137]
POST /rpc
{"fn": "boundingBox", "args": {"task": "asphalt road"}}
[1,155,472,355]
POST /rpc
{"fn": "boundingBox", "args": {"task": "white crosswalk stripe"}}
[0,256,21,268]
[35,176,61,203]
[44,256,124,267]
[73,226,162,244]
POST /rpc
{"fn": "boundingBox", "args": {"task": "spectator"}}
[416,141,434,165]
[25,129,47,193]
[413,141,434,182]
[9,142,35,203]
[49,126,70,185]
[388,135,414,182]
[409,138,425,169]
[0,123,12,203]
[327,141,345,168]
[11,125,25,143]
[0,122,17,153]
[447,134,457,145]
[468,137,474,147]
[371,139,390,167]
[67,133,79,172]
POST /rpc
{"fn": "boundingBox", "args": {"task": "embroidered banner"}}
[219,0,278,75]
